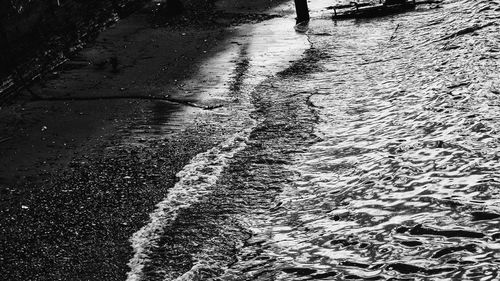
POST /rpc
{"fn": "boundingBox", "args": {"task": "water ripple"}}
[239,0,500,279]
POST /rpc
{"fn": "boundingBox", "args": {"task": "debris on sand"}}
[330,0,442,19]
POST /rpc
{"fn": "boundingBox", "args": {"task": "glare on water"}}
[224,0,500,280]
[128,0,500,279]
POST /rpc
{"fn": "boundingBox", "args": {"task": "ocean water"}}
[128,0,500,280]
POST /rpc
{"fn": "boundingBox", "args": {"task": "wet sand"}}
[0,0,289,280]
[4,0,500,280]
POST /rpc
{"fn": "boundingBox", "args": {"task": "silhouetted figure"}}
[294,0,310,24]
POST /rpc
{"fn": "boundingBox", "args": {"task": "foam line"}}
[126,128,254,281]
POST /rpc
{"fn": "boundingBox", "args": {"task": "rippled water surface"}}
[128,0,500,280]
[223,0,500,280]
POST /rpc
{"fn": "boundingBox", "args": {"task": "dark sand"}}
[0,0,288,279]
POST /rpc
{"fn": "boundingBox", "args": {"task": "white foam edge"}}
[126,127,254,281]
[172,260,221,281]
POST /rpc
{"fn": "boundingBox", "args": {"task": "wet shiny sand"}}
[2,0,499,280]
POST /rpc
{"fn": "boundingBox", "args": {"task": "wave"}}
[126,125,255,281]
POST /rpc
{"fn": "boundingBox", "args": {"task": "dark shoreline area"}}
[0,0,290,279]
[0,0,232,103]
[0,0,151,101]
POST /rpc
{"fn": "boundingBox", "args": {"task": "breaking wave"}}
[126,125,254,281]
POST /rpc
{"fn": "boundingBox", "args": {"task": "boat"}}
[330,0,417,19]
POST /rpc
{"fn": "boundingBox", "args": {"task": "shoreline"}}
[0,0,292,279]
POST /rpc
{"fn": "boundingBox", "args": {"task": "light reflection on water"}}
[239,0,500,279]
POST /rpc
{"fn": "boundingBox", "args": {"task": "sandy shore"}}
[0,0,289,279]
